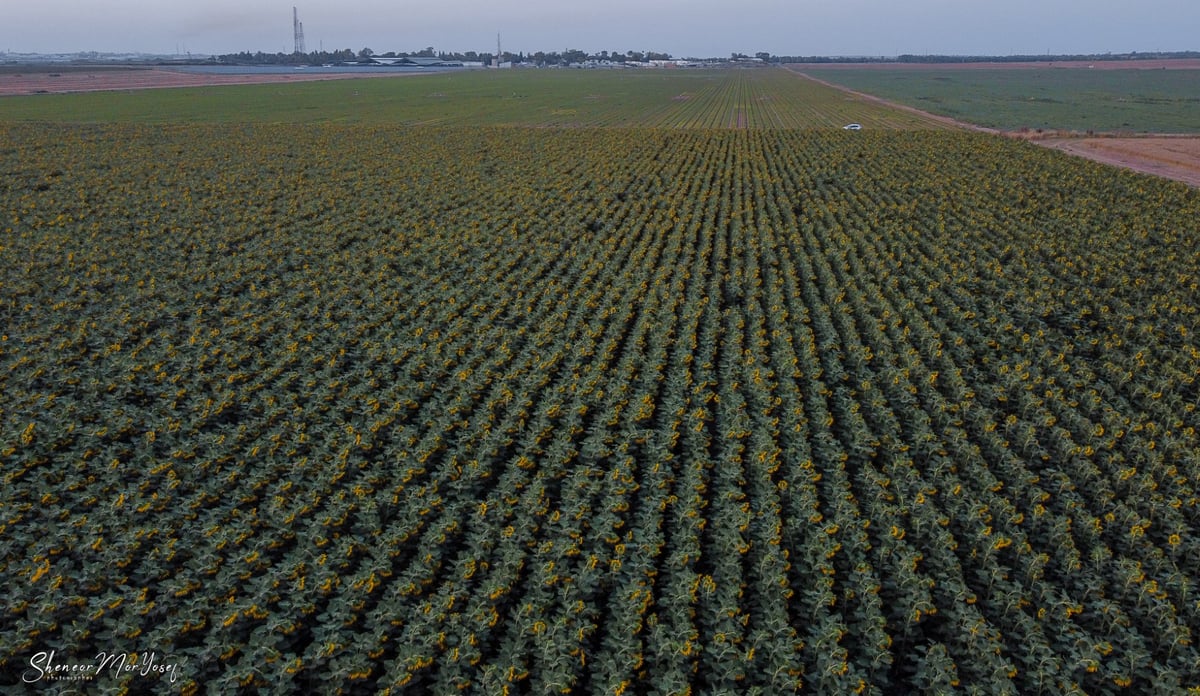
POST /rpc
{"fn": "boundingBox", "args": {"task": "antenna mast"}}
[293,7,306,55]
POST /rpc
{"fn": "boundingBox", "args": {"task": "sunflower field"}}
[2,69,1200,694]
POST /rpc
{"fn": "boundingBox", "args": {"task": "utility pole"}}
[293,7,306,55]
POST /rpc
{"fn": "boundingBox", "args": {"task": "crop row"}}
[1,122,1199,693]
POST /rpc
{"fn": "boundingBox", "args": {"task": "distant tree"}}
[756,51,771,62]
[358,47,374,59]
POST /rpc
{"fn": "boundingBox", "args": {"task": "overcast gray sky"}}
[4,0,1196,58]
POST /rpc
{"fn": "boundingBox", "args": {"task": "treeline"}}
[214,48,1200,67]
[773,50,1200,64]
[215,48,678,66]
[897,50,1200,63]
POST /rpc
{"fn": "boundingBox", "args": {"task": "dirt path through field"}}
[787,65,1200,189]
[785,66,999,134]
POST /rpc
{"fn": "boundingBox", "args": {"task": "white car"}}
[842,123,862,130]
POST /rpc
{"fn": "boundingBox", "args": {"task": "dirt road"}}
[788,65,1200,189]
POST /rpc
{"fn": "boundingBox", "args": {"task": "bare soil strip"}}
[0,67,429,97]
[1035,137,1200,189]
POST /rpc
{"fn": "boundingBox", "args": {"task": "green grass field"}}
[0,67,949,128]
[796,66,1200,133]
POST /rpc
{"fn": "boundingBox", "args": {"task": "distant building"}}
[367,56,463,67]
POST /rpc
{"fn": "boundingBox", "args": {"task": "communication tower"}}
[293,7,307,55]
